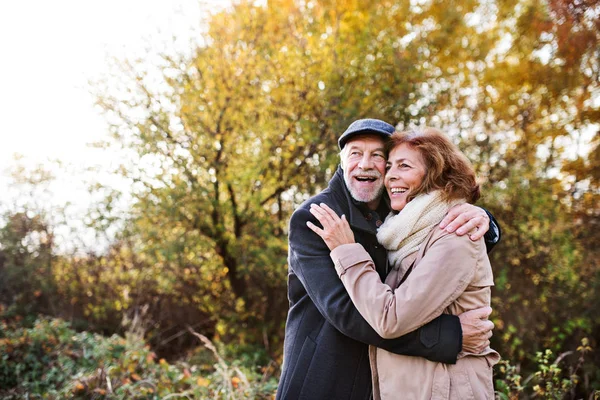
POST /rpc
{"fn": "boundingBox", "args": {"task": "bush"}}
[494,338,598,399]
[2,315,599,399]
[0,316,278,399]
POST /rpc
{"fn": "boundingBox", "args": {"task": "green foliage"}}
[494,338,596,399]
[0,317,122,398]
[1,317,595,399]
[0,212,56,317]
[0,317,278,399]
[50,243,217,355]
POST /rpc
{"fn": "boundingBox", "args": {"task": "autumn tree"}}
[88,2,599,390]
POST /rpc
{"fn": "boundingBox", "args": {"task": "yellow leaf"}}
[197,377,210,387]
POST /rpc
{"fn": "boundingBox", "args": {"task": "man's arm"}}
[290,207,461,364]
[483,209,501,253]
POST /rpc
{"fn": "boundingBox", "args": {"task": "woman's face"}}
[385,143,426,211]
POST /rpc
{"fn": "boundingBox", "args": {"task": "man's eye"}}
[374,153,385,159]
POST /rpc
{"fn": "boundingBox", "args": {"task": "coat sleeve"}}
[483,208,501,253]
[289,207,462,364]
[331,232,481,339]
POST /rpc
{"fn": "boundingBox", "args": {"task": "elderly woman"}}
[308,127,500,400]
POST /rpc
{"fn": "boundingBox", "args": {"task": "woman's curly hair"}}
[386,127,480,203]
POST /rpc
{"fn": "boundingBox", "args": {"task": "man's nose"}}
[358,155,374,169]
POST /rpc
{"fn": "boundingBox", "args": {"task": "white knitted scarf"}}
[377,190,463,276]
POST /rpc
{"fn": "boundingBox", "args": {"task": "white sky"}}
[0,0,229,251]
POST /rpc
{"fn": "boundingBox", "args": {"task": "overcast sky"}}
[0,0,230,166]
[0,0,228,250]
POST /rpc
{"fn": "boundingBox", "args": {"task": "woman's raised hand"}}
[306,203,355,251]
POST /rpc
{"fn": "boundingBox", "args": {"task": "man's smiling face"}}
[341,134,387,210]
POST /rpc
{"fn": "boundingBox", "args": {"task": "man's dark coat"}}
[276,168,464,400]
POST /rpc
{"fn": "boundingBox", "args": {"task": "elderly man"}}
[276,119,500,400]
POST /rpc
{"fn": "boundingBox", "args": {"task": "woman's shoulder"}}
[427,225,483,243]
[422,226,486,258]
[422,226,493,283]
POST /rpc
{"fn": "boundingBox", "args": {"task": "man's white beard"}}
[344,174,385,204]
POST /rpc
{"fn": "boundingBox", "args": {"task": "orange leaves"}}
[146,351,157,364]
[73,382,86,393]
[130,373,142,382]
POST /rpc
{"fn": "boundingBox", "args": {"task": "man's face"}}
[341,134,387,209]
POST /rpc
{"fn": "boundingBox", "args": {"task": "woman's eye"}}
[401,163,410,168]
[385,164,391,171]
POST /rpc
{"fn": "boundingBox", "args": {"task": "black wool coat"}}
[276,168,464,400]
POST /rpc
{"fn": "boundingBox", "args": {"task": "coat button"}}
[376,220,383,227]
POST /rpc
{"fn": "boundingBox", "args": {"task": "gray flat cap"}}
[338,118,395,149]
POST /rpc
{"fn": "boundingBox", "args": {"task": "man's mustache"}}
[351,171,382,179]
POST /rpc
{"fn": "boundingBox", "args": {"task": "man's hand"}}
[439,203,490,241]
[459,306,494,353]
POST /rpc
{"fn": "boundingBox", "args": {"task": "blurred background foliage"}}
[1,0,598,398]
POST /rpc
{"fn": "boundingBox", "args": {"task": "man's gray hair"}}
[339,146,349,170]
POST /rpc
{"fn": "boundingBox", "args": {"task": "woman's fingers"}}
[310,203,342,227]
[307,210,340,250]
[309,204,332,227]
[306,221,325,237]
[310,203,328,219]
[308,204,355,249]
[309,203,347,233]
[319,203,341,220]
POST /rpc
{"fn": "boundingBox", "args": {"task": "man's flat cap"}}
[338,118,395,149]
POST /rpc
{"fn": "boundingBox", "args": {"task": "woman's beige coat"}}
[330,227,500,400]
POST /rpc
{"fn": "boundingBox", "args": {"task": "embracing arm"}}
[290,207,462,363]
[331,233,480,339]
[439,204,501,253]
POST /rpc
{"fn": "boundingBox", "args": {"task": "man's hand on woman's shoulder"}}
[439,204,490,241]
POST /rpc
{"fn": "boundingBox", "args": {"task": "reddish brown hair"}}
[386,127,480,203]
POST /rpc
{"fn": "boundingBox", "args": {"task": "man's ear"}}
[339,147,347,169]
